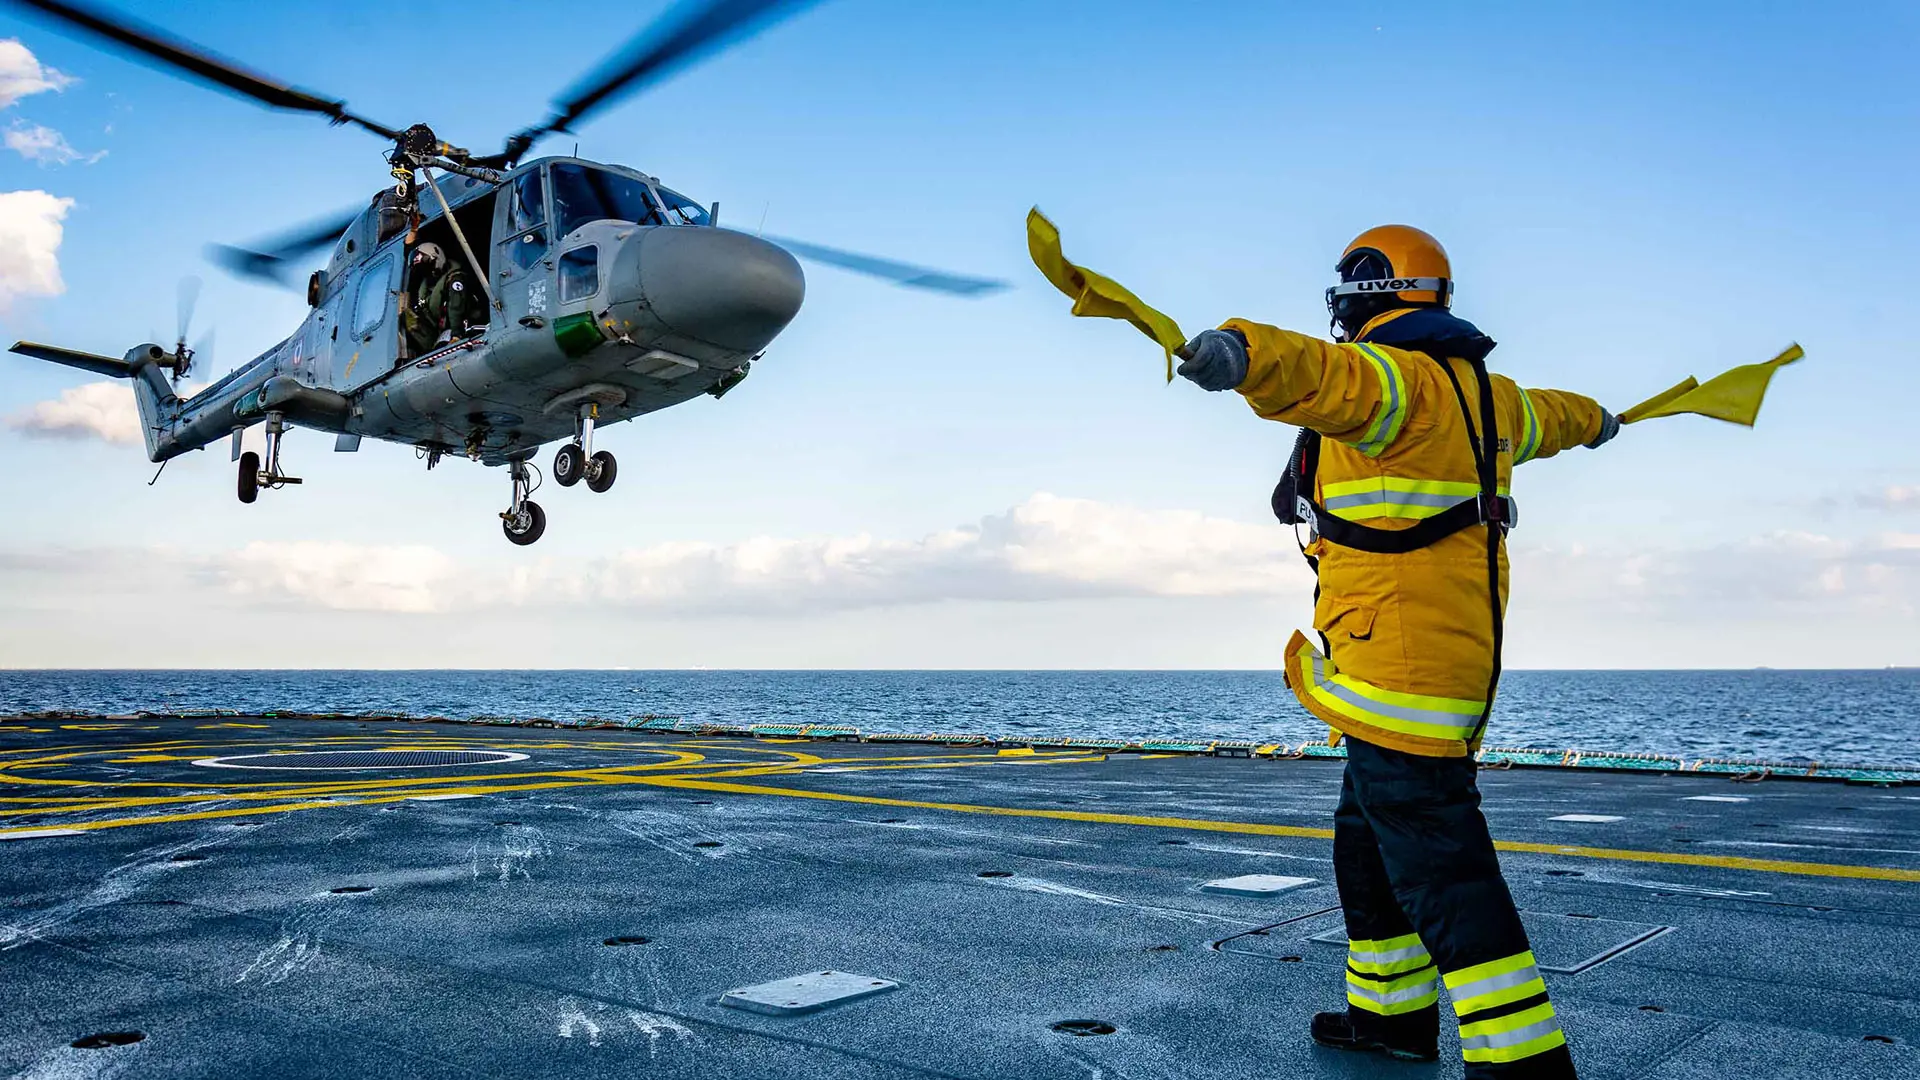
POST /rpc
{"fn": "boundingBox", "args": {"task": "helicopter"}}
[5,0,1005,545]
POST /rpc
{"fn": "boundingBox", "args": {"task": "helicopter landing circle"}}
[192,749,530,771]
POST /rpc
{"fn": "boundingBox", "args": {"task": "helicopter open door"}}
[402,181,499,355]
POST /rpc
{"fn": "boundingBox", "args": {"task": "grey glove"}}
[1175,328,1250,392]
[1586,409,1621,449]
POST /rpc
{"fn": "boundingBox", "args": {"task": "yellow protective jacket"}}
[1224,308,1606,758]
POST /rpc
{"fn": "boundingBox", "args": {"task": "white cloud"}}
[221,541,459,614]
[1516,530,1920,617]
[6,121,104,165]
[1862,485,1918,511]
[0,188,75,310]
[203,494,1311,616]
[518,494,1305,613]
[0,39,73,110]
[3,380,140,443]
[2,505,1915,669]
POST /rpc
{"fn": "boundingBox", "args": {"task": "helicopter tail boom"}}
[9,340,183,461]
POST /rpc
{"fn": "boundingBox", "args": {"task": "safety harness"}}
[1273,310,1508,742]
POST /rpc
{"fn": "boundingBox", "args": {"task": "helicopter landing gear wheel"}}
[553,443,585,487]
[501,458,546,545]
[586,451,617,493]
[237,451,260,504]
[502,501,546,545]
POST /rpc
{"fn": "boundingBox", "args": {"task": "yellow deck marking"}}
[0,755,718,814]
[622,775,1920,884]
[715,755,1105,780]
[8,730,1917,884]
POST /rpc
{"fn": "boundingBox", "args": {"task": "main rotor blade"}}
[206,208,360,285]
[766,236,1009,298]
[7,0,403,140]
[176,275,202,342]
[497,0,821,161]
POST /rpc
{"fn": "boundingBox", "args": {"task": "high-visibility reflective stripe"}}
[1304,655,1484,743]
[1319,476,1514,522]
[1464,1026,1567,1064]
[1460,1002,1560,1045]
[1445,951,1549,1016]
[1348,934,1433,976]
[1348,344,1408,457]
[1460,1002,1566,1063]
[1515,389,1543,465]
[1350,966,1439,993]
[1347,967,1440,1015]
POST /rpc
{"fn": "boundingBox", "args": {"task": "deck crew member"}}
[403,241,481,355]
[1176,225,1616,1078]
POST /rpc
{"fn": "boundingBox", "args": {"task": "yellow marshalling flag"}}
[1027,207,1187,382]
[1618,343,1803,426]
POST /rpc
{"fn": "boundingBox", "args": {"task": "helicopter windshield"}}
[552,164,659,234]
[550,164,710,235]
[655,187,710,226]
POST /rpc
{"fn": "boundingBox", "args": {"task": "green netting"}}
[1019,736,1131,751]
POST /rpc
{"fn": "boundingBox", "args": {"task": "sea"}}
[2,669,1916,766]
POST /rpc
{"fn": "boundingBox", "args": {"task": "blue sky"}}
[0,0,1914,668]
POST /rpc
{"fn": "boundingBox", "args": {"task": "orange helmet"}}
[1326,225,1453,340]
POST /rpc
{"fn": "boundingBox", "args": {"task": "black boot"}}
[1464,1042,1579,1079]
[1311,1009,1440,1063]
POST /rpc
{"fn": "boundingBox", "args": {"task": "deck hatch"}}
[720,970,899,1015]
[1305,911,1673,974]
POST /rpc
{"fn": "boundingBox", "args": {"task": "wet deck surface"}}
[2,716,1917,1079]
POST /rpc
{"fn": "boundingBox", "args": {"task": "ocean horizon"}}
[4,668,1916,766]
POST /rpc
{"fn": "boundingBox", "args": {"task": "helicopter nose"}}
[634,227,805,352]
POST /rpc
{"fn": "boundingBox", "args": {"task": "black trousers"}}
[1335,737,1577,1078]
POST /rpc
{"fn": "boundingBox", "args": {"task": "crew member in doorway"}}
[403,241,482,355]
[1175,226,1617,1078]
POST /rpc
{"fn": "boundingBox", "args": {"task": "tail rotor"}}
[167,276,203,384]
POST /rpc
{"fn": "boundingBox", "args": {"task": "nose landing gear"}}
[500,458,546,546]
[554,403,617,494]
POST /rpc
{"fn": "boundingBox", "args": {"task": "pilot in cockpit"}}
[402,241,482,355]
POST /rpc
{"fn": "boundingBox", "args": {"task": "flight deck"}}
[2,715,1916,1079]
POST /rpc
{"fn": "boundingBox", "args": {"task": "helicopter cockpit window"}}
[551,163,665,236]
[507,169,545,232]
[504,228,547,272]
[656,188,710,227]
[558,247,599,303]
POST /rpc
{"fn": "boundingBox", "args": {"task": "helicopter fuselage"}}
[131,156,805,469]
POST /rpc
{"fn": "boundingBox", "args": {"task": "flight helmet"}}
[1326,225,1453,340]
